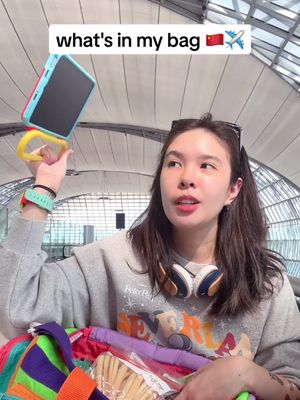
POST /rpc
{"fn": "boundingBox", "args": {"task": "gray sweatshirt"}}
[1,216,300,386]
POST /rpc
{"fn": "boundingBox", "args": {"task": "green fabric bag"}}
[0,335,31,393]
[0,322,106,400]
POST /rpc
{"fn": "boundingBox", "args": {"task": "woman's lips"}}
[175,196,200,212]
[175,203,200,212]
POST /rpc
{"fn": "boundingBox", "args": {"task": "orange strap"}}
[8,337,38,388]
[56,367,97,400]
[8,383,44,400]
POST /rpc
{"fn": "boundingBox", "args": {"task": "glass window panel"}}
[252,37,280,53]
[281,51,300,69]
[277,180,299,197]
[263,207,275,223]
[167,0,300,91]
[292,196,300,212]
[259,180,299,206]
[270,0,300,14]
[250,159,260,170]
[252,46,275,63]
[251,27,284,47]
[278,56,300,76]
[0,178,33,209]
[206,10,238,24]
[209,0,250,14]
[253,166,279,189]
[275,64,300,83]
[281,74,299,87]
[284,41,300,58]
[256,0,298,19]
[253,9,291,31]
[286,261,300,278]
[267,220,300,240]
[50,193,150,231]
[270,239,300,259]
[267,200,299,221]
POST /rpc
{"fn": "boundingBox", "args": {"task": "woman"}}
[0,114,299,399]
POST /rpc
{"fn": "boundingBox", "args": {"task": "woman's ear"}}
[226,177,243,206]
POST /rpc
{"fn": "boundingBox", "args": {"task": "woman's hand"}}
[175,356,254,400]
[25,145,73,193]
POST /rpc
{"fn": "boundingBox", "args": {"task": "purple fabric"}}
[32,322,108,400]
[90,326,210,370]
[22,344,67,392]
[90,327,256,400]
[90,389,108,400]
[34,322,74,371]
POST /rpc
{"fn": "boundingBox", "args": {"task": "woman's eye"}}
[168,160,181,168]
[201,163,215,170]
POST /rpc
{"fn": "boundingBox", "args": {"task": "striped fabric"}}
[1,324,107,400]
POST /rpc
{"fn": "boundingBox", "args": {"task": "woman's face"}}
[160,128,241,232]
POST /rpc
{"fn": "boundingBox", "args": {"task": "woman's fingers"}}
[25,145,57,173]
[38,145,59,164]
[57,148,73,167]
[24,146,74,194]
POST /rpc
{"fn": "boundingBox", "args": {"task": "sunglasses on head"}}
[171,119,243,151]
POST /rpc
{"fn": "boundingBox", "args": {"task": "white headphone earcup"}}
[193,264,222,298]
[172,263,193,298]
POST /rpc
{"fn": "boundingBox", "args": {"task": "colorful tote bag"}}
[0,322,253,400]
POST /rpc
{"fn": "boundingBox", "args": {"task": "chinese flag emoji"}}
[206,34,224,46]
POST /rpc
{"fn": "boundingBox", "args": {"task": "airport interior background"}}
[0,0,299,344]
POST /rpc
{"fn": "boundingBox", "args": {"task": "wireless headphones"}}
[158,262,223,298]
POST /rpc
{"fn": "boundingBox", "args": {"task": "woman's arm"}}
[21,145,73,221]
[177,275,300,399]
[0,145,79,337]
[175,356,300,400]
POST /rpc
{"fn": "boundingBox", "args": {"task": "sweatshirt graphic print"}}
[117,282,253,360]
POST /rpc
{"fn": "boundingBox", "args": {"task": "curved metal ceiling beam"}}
[0,122,169,142]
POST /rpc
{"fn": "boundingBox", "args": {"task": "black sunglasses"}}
[171,119,243,151]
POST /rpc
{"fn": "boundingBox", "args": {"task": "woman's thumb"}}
[59,148,73,162]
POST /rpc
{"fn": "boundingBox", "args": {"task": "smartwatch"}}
[20,189,54,213]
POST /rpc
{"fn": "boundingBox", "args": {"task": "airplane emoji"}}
[225,30,245,49]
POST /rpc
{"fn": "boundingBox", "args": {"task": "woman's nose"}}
[179,177,196,189]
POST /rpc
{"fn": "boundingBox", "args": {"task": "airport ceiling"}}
[0,0,300,200]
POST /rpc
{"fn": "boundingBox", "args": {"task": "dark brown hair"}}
[127,113,283,316]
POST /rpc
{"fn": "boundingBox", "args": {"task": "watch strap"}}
[20,189,54,212]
